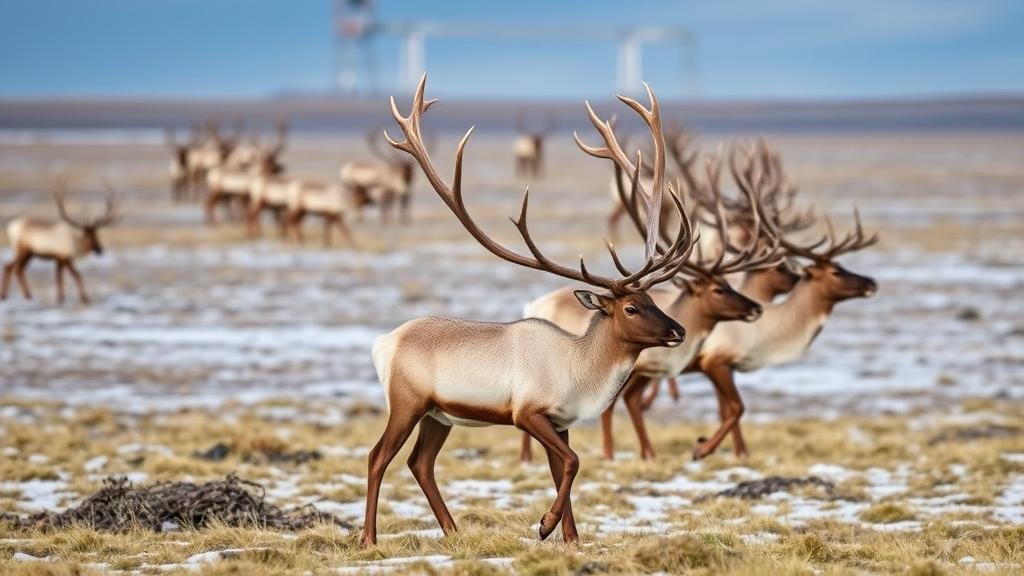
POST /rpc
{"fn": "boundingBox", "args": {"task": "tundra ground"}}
[1,130,1023,574]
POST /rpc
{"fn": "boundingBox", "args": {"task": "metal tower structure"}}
[333,7,697,97]
[333,0,379,95]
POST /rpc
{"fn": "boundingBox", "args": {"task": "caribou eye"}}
[712,287,725,295]
[624,305,639,316]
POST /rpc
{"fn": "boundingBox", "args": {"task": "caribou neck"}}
[667,291,716,343]
[757,280,834,350]
[567,312,644,404]
[739,273,780,303]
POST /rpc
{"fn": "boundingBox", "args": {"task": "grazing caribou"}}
[362,76,692,547]
[2,182,118,304]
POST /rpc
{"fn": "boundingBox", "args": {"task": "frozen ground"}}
[1,130,1023,574]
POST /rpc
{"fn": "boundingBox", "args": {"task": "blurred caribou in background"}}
[2,179,119,304]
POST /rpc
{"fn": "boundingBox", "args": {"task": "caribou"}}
[362,76,693,547]
[165,128,194,203]
[285,178,358,247]
[339,130,417,224]
[205,129,288,228]
[2,181,118,304]
[685,166,878,460]
[513,114,556,179]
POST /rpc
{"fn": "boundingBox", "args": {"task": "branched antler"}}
[387,74,692,295]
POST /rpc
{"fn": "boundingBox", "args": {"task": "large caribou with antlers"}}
[362,76,692,547]
[2,182,118,304]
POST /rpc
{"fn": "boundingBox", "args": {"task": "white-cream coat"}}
[700,281,827,372]
[373,316,636,431]
[206,166,254,198]
[339,162,409,203]
[513,136,539,160]
[6,218,89,260]
[524,286,708,380]
[287,179,352,215]
[250,174,293,207]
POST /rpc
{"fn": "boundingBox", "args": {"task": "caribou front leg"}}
[518,413,579,541]
[542,429,578,542]
[65,261,89,304]
[694,362,745,460]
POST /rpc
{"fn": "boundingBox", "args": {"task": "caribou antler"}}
[54,178,119,230]
[574,83,667,260]
[615,149,779,280]
[387,74,691,295]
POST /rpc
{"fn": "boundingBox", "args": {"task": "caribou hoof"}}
[692,440,712,461]
[538,511,560,540]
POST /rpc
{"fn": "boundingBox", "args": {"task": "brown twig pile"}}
[8,475,348,533]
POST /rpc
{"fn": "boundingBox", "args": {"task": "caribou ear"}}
[670,276,694,293]
[574,290,613,314]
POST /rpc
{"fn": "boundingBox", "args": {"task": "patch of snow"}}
[0,478,71,511]
[83,455,108,472]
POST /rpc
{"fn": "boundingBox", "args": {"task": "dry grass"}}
[0,399,1020,574]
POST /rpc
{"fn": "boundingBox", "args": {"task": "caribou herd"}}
[2,76,879,547]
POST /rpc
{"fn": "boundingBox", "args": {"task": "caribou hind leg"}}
[335,216,356,249]
[361,397,429,548]
[406,415,457,535]
[54,261,66,304]
[599,397,618,461]
[519,431,533,463]
[0,250,25,300]
[621,373,657,460]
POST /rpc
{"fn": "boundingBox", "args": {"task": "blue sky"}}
[0,0,1022,100]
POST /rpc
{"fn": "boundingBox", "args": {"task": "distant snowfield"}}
[1,240,1021,419]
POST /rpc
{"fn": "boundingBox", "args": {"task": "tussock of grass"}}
[512,547,583,576]
[860,503,917,524]
[906,561,949,576]
[631,534,724,572]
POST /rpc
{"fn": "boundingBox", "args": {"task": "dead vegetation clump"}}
[704,476,835,501]
[926,424,1019,446]
[7,475,348,533]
